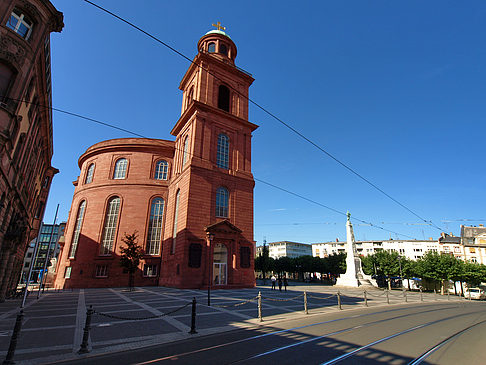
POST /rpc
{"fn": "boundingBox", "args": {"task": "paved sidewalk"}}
[0,285,464,364]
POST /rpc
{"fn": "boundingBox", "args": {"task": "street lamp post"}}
[207,232,214,306]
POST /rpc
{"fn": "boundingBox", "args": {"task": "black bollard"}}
[3,310,24,365]
[364,290,368,307]
[78,305,94,354]
[189,298,197,334]
[337,291,342,310]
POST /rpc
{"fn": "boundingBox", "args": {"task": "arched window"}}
[6,9,33,40]
[218,85,230,112]
[216,187,229,218]
[182,137,189,166]
[217,133,229,169]
[113,158,127,179]
[100,197,121,255]
[154,160,168,180]
[219,43,228,55]
[0,62,15,101]
[85,163,95,184]
[208,42,216,53]
[69,200,86,258]
[146,198,164,255]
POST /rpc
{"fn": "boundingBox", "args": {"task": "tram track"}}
[134,302,467,364]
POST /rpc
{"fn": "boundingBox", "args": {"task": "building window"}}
[182,137,189,166]
[217,85,230,112]
[188,243,202,268]
[95,265,108,277]
[100,197,121,255]
[143,264,158,277]
[6,9,33,40]
[171,190,180,254]
[208,42,215,53]
[146,198,164,255]
[85,163,95,184]
[216,134,229,169]
[64,267,72,279]
[113,158,127,179]
[0,62,15,101]
[154,160,168,180]
[69,201,86,259]
[216,187,229,218]
[219,43,227,55]
[240,246,251,268]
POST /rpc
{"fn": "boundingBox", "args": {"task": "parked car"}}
[464,288,486,300]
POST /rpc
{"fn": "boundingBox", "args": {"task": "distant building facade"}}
[55,28,257,289]
[266,241,312,259]
[21,222,65,284]
[312,239,439,261]
[0,0,63,301]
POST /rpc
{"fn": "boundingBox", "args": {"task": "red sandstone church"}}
[54,27,258,289]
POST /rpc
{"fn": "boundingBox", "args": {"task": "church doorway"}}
[213,243,227,285]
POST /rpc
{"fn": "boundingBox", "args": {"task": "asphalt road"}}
[59,301,486,365]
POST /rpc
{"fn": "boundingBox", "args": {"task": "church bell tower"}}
[160,24,258,289]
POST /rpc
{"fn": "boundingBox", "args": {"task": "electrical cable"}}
[5,95,419,240]
[81,0,446,233]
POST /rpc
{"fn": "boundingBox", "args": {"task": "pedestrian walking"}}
[271,275,276,290]
[278,276,283,291]
[283,276,288,291]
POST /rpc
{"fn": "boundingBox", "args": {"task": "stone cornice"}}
[171,100,258,136]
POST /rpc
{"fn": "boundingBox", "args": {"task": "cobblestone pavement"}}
[0,284,465,364]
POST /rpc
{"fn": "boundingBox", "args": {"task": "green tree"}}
[360,255,376,276]
[416,252,465,294]
[327,252,346,278]
[119,232,144,291]
[462,262,485,288]
[374,250,400,290]
[254,245,272,280]
[401,257,419,290]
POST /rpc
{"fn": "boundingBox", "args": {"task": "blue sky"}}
[45,0,486,244]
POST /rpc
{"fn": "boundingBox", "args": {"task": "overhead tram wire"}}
[4,95,418,240]
[81,0,446,233]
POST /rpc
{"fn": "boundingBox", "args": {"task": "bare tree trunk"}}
[128,272,134,291]
[387,277,391,291]
[441,279,445,295]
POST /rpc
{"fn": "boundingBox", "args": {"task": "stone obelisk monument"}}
[335,212,370,287]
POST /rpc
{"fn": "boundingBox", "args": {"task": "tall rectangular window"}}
[85,164,95,184]
[182,137,189,166]
[216,187,229,218]
[171,191,180,254]
[100,197,120,255]
[216,134,229,169]
[69,200,86,258]
[64,267,72,279]
[146,198,164,255]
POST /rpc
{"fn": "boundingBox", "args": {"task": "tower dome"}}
[197,23,237,64]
